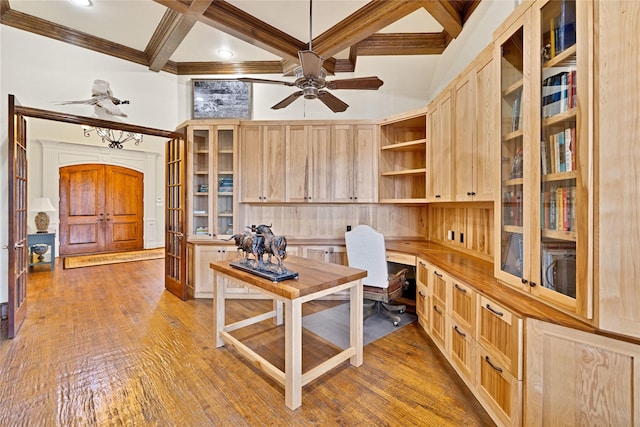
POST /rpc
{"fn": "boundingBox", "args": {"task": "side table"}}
[28,232,56,271]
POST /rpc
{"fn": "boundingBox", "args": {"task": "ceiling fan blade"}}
[326,77,384,90]
[298,50,324,77]
[317,90,349,113]
[238,77,295,87]
[271,91,304,110]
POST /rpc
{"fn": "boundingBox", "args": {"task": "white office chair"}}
[345,225,408,326]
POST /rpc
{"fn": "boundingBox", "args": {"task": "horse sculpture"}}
[227,224,288,274]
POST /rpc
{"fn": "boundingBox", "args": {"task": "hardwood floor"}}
[0,259,495,426]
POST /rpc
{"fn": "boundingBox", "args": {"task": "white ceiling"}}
[9,0,443,64]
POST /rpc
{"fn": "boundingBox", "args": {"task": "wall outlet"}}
[460,232,464,244]
[447,230,454,241]
[346,225,352,232]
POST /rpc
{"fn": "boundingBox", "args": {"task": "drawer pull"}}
[434,271,443,278]
[454,284,467,293]
[484,355,503,373]
[485,304,504,317]
[433,305,442,315]
[418,291,426,298]
[454,326,466,337]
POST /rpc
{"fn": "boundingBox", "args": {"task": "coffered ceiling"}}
[1,0,481,77]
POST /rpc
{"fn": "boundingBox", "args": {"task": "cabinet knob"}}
[521,278,528,284]
[435,194,441,198]
[529,281,537,287]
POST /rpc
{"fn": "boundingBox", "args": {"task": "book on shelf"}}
[542,127,575,174]
[542,70,576,118]
[541,185,576,232]
[543,0,577,62]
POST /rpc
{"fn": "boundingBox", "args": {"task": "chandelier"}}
[82,126,143,149]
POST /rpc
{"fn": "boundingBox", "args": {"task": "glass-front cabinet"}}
[179,121,239,241]
[496,0,591,318]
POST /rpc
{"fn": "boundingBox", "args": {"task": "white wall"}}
[0,1,517,303]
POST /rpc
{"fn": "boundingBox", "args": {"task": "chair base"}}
[364,299,406,327]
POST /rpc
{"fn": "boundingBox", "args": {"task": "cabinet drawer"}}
[416,283,429,330]
[477,295,522,378]
[416,258,429,292]
[476,346,522,427]
[430,300,447,350]
[431,268,449,306]
[451,279,476,338]
[449,317,475,383]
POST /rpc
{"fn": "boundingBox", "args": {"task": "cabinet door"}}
[263,125,287,203]
[309,125,331,203]
[302,246,346,265]
[453,74,476,201]
[430,300,447,350]
[474,53,497,201]
[477,295,522,378]
[331,124,355,202]
[476,345,522,427]
[286,125,309,203]
[526,319,640,427]
[449,317,475,383]
[427,90,453,202]
[189,126,214,239]
[239,126,263,203]
[416,282,429,330]
[215,126,237,237]
[353,124,377,203]
[494,12,532,292]
[451,279,476,338]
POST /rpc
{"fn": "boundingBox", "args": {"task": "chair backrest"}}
[345,225,389,289]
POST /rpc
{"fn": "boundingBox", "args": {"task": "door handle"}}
[105,213,112,221]
[14,243,25,248]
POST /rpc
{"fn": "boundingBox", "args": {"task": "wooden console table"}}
[210,255,367,410]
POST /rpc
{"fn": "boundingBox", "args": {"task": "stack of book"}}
[218,177,233,193]
[541,70,577,118]
[541,127,576,175]
[503,189,523,226]
[544,0,576,60]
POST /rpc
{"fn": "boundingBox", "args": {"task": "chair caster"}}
[393,321,399,327]
[399,309,405,314]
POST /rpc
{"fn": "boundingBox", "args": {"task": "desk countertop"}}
[210,255,367,300]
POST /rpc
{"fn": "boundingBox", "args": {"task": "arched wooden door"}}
[59,164,143,255]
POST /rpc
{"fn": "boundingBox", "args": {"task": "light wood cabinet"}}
[451,278,476,338]
[302,245,347,265]
[494,0,592,319]
[452,47,496,202]
[427,89,453,202]
[449,316,476,385]
[378,110,427,203]
[187,243,240,298]
[331,124,378,203]
[526,318,640,426]
[416,258,431,330]
[286,124,331,203]
[239,124,286,203]
[179,121,238,240]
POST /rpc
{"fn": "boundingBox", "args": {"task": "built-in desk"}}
[210,255,367,410]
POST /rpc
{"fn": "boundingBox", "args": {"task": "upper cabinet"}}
[332,124,378,203]
[427,89,453,202]
[453,46,497,202]
[239,124,287,203]
[378,111,427,203]
[286,124,331,203]
[179,120,239,240]
[495,0,592,319]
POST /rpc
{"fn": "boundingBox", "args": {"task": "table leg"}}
[274,299,283,326]
[213,271,226,348]
[284,299,302,410]
[349,278,363,367]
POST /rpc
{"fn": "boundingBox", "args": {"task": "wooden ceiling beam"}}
[311,0,422,59]
[419,0,463,38]
[147,0,214,72]
[355,32,448,56]
[176,60,284,75]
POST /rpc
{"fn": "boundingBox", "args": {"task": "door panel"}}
[59,164,105,254]
[165,136,187,300]
[7,94,28,338]
[105,165,143,251]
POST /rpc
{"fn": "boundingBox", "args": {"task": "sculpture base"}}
[230,261,299,282]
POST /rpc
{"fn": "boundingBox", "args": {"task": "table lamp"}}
[30,197,57,233]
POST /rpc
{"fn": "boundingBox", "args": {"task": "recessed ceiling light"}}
[70,0,92,6]
[217,49,234,59]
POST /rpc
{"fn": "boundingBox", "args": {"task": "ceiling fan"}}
[238,0,383,113]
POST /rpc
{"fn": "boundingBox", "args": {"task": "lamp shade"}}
[30,197,57,212]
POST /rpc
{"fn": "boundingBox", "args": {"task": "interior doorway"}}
[59,164,144,256]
